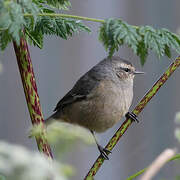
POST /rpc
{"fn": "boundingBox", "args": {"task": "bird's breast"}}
[64,80,133,132]
[90,80,133,122]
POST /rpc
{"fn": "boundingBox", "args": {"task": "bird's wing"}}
[54,69,102,112]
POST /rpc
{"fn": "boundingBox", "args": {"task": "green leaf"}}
[0,30,12,50]
[25,28,43,48]
[139,26,165,58]
[19,0,39,17]
[5,2,25,43]
[25,16,90,48]
[99,18,180,65]
[44,0,71,10]
[99,19,114,53]
[0,0,90,50]
[137,40,148,66]
[99,19,141,57]
[114,20,141,53]
[164,45,171,58]
[158,28,180,54]
[0,11,11,30]
[0,0,39,48]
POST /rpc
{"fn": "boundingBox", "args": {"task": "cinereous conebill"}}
[46,56,144,159]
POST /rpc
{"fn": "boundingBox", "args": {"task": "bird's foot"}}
[125,112,139,123]
[97,145,111,160]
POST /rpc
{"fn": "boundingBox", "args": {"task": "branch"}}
[24,13,105,23]
[84,56,180,179]
[24,13,139,28]
[13,35,53,158]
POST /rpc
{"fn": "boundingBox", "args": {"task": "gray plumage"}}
[46,56,141,132]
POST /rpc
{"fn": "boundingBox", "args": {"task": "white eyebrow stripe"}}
[119,63,132,69]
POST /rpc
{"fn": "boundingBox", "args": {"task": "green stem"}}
[24,13,139,29]
[24,13,105,23]
[23,13,138,30]
[84,56,180,179]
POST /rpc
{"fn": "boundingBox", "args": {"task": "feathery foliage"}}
[99,19,180,65]
[0,0,90,50]
[99,19,141,57]
[25,14,91,48]
[45,0,71,10]
[0,0,39,47]
[1,1,180,65]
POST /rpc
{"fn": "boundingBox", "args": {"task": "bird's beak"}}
[134,71,145,75]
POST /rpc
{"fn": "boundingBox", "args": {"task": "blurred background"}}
[0,0,180,179]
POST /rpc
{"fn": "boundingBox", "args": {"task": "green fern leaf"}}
[99,19,141,57]
[99,18,180,64]
[158,28,180,54]
[139,26,165,58]
[5,2,25,43]
[0,0,39,48]
[137,40,148,65]
[25,17,91,48]
[44,0,71,10]
[164,45,171,58]
[0,30,12,50]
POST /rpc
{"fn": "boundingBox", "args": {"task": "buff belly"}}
[62,80,133,132]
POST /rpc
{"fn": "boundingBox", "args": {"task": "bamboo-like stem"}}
[84,56,180,179]
[13,37,53,158]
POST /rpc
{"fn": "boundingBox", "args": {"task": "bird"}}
[45,56,144,159]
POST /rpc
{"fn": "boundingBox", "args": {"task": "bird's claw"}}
[97,145,111,160]
[125,112,139,123]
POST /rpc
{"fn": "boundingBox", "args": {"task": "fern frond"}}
[99,19,180,65]
[25,16,91,48]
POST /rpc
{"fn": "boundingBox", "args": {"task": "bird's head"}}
[109,56,144,82]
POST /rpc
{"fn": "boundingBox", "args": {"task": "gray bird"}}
[46,56,144,159]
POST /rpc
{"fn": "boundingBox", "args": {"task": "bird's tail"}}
[44,115,55,126]
[44,111,61,126]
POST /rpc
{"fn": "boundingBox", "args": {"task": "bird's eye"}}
[124,68,130,72]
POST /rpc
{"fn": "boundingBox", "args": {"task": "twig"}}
[23,13,139,29]
[13,36,53,158]
[140,148,177,180]
[24,13,104,23]
[84,56,180,179]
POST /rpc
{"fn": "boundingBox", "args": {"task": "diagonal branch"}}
[13,36,53,158]
[84,56,180,179]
